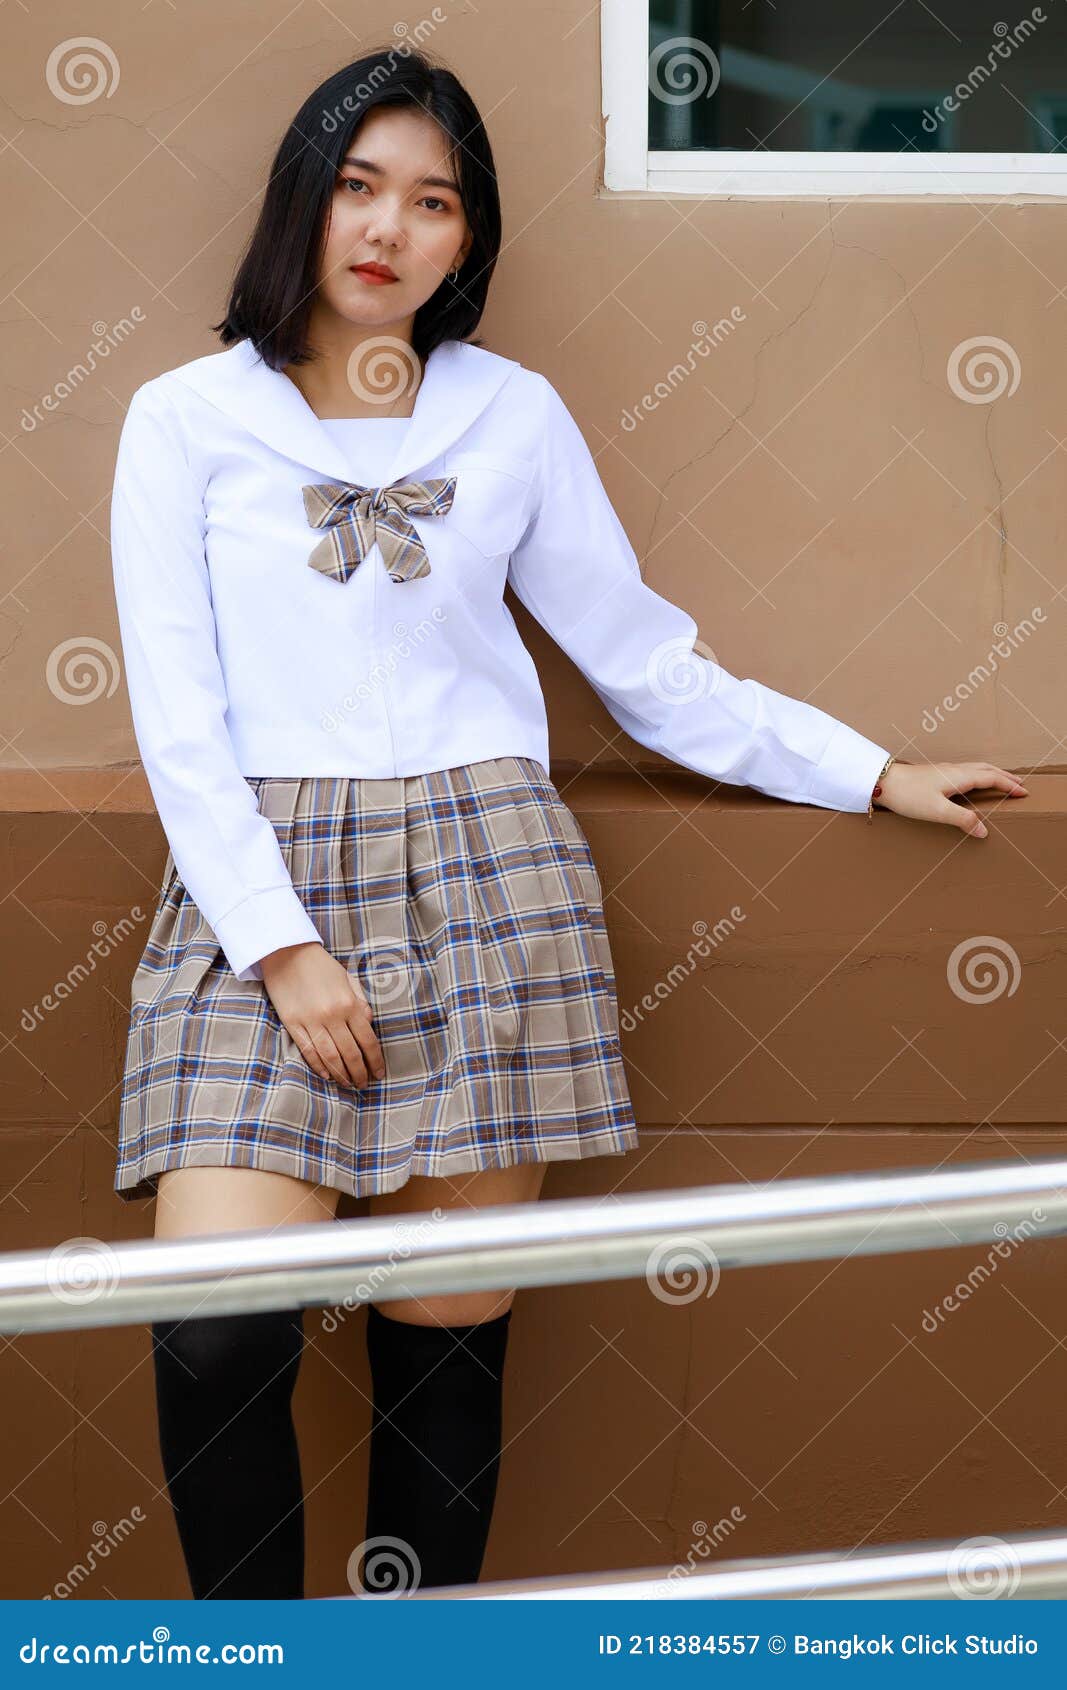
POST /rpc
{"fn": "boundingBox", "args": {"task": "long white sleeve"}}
[109,380,325,982]
[506,374,892,812]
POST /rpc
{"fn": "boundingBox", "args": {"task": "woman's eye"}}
[339,179,450,212]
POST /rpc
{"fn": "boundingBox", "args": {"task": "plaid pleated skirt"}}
[115,755,639,1201]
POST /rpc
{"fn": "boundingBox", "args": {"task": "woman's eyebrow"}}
[341,154,460,192]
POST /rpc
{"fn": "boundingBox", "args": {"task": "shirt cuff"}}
[212,886,326,983]
[804,720,895,814]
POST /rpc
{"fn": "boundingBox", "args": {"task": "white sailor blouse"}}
[109,335,892,984]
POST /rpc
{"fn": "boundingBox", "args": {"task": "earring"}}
[447,262,461,281]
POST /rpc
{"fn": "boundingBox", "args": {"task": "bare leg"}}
[365,1161,548,1325]
[153,1165,340,1241]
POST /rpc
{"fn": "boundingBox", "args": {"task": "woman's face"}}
[317,105,472,335]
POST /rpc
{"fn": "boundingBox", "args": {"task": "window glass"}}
[649,2,1064,154]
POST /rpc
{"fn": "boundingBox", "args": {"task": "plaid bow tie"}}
[301,477,457,585]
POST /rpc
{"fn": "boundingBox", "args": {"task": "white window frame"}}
[602,0,1067,197]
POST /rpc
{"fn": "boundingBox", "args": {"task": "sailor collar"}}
[164,333,524,491]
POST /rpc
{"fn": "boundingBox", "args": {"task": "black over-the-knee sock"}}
[151,1306,306,1599]
[361,1302,512,1592]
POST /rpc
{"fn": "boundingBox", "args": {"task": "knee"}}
[365,1288,516,1327]
[152,1307,305,1399]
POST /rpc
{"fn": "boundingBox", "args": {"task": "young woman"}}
[109,46,1027,1601]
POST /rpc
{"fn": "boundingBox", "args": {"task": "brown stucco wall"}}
[2,5,1065,1599]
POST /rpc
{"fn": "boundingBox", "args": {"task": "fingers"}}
[941,799,988,839]
[986,770,1029,795]
[345,973,386,1077]
[291,1025,331,1083]
[292,1023,356,1087]
[934,764,1028,837]
[275,956,389,1089]
[946,763,1029,795]
[879,761,1028,837]
[290,1000,386,1089]
[321,1022,368,1089]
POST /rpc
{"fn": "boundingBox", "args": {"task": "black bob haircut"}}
[211,45,500,370]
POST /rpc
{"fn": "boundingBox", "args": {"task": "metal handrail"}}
[2,1155,1066,1332]
[404,1526,1067,1601]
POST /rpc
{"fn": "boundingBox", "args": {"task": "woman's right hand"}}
[259,941,385,1089]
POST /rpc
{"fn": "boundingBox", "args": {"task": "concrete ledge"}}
[0,762,1060,1137]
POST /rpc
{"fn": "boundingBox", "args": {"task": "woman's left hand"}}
[874,760,1029,839]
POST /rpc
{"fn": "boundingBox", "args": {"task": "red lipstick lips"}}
[351,261,397,284]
